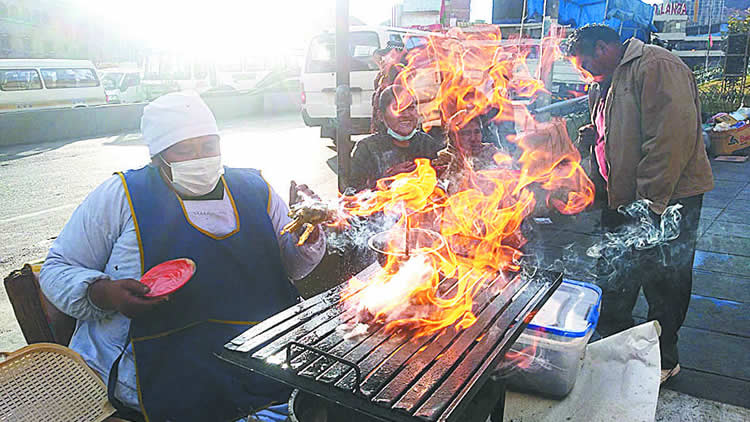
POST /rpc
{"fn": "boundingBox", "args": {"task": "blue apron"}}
[112,165,299,422]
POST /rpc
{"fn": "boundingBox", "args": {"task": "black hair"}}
[566,24,621,57]
[445,115,485,152]
[378,85,411,113]
[374,85,414,134]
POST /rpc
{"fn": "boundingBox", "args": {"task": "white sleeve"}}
[267,185,326,281]
[39,175,131,321]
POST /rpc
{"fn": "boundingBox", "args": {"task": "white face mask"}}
[160,155,223,196]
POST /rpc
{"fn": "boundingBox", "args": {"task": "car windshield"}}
[101,73,123,90]
[306,31,380,73]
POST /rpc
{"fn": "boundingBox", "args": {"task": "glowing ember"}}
[319,25,595,339]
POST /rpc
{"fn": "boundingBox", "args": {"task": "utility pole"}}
[706,0,713,69]
[335,0,352,193]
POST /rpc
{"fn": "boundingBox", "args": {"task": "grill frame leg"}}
[490,377,506,422]
[460,374,506,422]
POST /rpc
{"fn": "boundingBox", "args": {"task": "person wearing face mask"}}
[39,91,326,422]
[349,85,444,191]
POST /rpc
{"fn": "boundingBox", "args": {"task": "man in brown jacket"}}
[567,25,714,384]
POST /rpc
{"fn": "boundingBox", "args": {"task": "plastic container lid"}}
[525,279,602,338]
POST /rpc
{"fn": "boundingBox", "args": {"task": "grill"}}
[219,263,562,422]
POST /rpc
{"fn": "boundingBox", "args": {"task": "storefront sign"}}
[653,2,688,16]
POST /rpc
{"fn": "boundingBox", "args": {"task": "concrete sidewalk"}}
[528,157,750,419]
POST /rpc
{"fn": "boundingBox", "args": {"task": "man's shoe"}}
[660,363,680,384]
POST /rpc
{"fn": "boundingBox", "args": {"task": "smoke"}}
[354,255,436,323]
[325,212,400,255]
[585,200,684,287]
[587,200,682,256]
[520,199,686,292]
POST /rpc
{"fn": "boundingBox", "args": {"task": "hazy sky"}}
[72,0,497,58]
[73,0,397,54]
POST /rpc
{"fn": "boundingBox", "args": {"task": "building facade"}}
[444,0,472,25]
[0,0,55,58]
[652,1,726,68]
[401,0,443,27]
[686,0,727,28]
[395,0,474,28]
[0,0,142,64]
[654,2,691,41]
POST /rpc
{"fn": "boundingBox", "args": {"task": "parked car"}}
[99,69,146,103]
[0,59,106,112]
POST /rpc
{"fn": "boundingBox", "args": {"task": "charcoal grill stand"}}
[218,263,562,422]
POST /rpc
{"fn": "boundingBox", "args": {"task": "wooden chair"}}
[3,262,75,346]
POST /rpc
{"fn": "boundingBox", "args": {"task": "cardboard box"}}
[710,125,750,156]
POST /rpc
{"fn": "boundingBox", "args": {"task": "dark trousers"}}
[595,194,703,370]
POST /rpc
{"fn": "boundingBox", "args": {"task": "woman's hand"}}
[88,278,168,319]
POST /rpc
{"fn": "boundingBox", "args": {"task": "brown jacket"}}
[588,39,713,214]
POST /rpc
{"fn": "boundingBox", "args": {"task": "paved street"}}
[0,112,339,351]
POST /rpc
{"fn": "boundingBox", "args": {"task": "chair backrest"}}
[4,263,75,345]
[0,343,115,421]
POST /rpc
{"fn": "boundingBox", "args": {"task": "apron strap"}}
[107,349,146,422]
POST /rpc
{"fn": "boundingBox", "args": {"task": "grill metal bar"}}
[286,341,363,395]
[292,268,477,390]
[314,271,474,387]
[370,273,518,408]
[386,275,532,414]
[430,271,560,422]
[219,264,562,422]
[356,273,501,399]
[255,308,357,362]
[228,264,382,353]
[338,271,488,397]
[416,272,556,421]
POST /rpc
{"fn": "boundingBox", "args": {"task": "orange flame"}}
[568,56,595,84]
[336,25,594,339]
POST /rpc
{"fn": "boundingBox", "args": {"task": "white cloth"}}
[182,188,237,236]
[141,91,219,157]
[39,173,326,411]
[504,321,662,422]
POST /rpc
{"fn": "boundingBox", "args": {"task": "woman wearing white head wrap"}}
[141,91,219,157]
[140,92,224,197]
[39,91,326,421]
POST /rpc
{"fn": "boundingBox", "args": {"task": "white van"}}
[0,59,107,112]
[301,26,439,139]
[301,28,589,140]
[99,68,145,103]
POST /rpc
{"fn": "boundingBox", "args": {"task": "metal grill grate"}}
[219,264,562,422]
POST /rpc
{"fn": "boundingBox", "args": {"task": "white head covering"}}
[141,91,219,157]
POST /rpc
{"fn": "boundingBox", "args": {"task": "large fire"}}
[328,25,595,339]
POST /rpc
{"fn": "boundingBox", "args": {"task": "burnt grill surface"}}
[219,263,562,422]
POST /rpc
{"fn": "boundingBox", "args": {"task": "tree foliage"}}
[728,9,750,33]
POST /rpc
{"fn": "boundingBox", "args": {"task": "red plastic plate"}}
[141,258,196,298]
